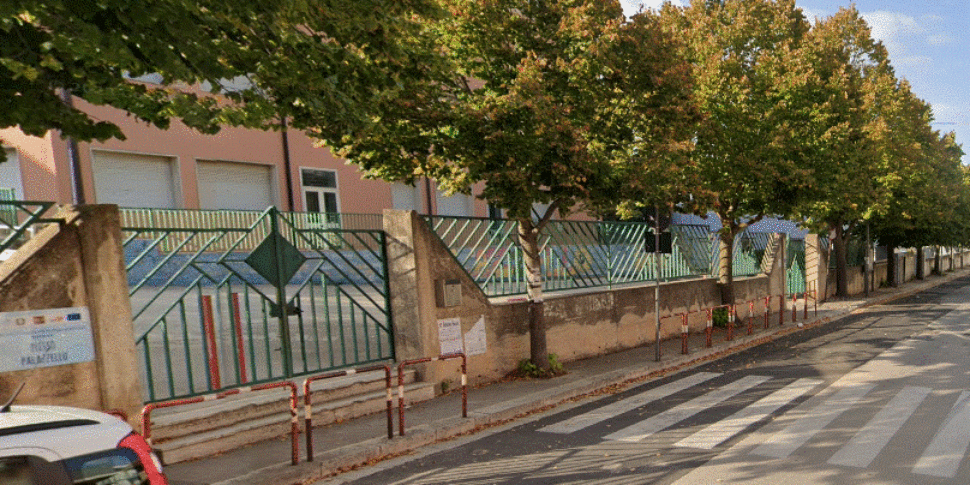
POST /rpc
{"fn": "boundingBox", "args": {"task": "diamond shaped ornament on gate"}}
[245,231,306,287]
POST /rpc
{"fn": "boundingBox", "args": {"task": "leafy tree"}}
[867,80,957,285]
[333,0,700,369]
[657,0,812,304]
[791,7,889,297]
[1,0,439,155]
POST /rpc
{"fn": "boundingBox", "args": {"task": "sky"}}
[620,0,970,165]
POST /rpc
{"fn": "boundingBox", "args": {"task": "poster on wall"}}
[437,317,463,355]
[464,317,487,356]
[0,307,95,373]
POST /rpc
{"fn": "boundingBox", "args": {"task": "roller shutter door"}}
[197,160,274,211]
[92,151,177,208]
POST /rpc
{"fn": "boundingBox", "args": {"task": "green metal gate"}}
[787,238,806,294]
[121,207,393,403]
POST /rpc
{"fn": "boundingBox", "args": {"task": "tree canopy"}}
[328,0,702,368]
[1,0,440,148]
[657,0,815,303]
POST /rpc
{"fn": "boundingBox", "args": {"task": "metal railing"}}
[426,216,777,297]
[0,192,57,255]
[119,208,384,252]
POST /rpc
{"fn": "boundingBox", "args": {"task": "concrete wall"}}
[386,210,788,387]
[0,205,142,423]
[812,245,970,299]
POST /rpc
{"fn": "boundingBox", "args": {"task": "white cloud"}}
[620,0,685,17]
[861,10,954,57]
[863,10,924,40]
[798,6,829,24]
[895,55,934,68]
[927,34,954,46]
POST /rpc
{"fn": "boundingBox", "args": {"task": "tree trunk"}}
[518,218,549,371]
[886,243,897,287]
[916,246,925,280]
[832,225,849,298]
[934,246,941,275]
[717,229,735,305]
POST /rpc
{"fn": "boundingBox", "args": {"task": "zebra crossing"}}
[537,371,970,479]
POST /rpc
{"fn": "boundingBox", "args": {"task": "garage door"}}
[92,151,177,208]
[197,160,274,211]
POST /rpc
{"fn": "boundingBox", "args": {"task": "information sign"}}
[0,307,95,372]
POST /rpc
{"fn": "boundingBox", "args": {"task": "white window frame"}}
[299,167,340,214]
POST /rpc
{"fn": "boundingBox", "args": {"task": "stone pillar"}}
[76,205,143,420]
[0,205,142,424]
[805,234,828,302]
[763,233,788,299]
[383,210,436,362]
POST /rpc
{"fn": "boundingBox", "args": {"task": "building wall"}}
[0,128,66,202]
[1,99,496,217]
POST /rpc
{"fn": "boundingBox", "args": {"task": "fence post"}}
[727,305,735,341]
[231,293,247,384]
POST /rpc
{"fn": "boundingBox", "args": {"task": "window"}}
[63,449,148,485]
[301,169,339,215]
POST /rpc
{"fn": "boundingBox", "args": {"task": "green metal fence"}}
[732,231,773,277]
[787,238,807,294]
[426,215,782,298]
[0,190,57,255]
[426,216,726,297]
[120,207,392,403]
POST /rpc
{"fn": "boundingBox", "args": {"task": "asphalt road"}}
[321,276,970,485]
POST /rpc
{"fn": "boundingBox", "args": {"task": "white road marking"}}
[913,391,970,478]
[605,375,770,443]
[538,372,720,434]
[828,386,931,468]
[751,383,875,458]
[675,378,822,450]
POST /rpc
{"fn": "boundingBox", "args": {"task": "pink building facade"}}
[0,96,490,218]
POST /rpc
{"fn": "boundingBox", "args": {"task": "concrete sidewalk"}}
[165,270,970,485]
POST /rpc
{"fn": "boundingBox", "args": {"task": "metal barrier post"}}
[747,301,754,335]
[812,283,818,317]
[803,291,808,319]
[141,381,299,465]
[792,293,798,322]
[705,309,713,347]
[727,305,735,341]
[779,295,785,326]
[764,296,770,329]
[681,313,689,354]
[303,364,392,462]
[398,353,467,436]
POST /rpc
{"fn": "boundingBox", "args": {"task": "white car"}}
[0,403,167,484]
